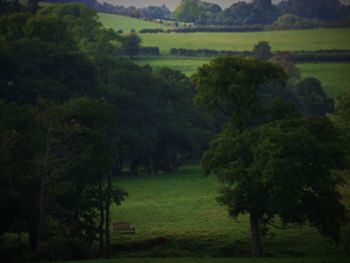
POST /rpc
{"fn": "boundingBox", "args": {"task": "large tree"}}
[202,117,348,256]
[193,56,348,257]
[192,56,286,131]
[122,33,141,58]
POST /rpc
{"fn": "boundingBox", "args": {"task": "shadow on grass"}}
[110,236,251,258]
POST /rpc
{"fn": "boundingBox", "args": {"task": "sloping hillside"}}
[98,12,171,32]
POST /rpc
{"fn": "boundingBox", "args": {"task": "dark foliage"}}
[44,0,171,19]
[0,3,214,261]
[278,0,350,22]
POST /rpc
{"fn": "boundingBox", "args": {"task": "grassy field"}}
[105,164,350,259]
[135,57,350,97]
[140,29,350,55]
[299,63,350,98]
[97,15,350,53]
[98,15,350,97]
[61,256,350,263]
[98,13,170,32]
[135,57,210,76]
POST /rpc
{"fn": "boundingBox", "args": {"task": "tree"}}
[269,51,300,81]
[278,0,350,22]
[253,41,272,61]
[293,77,334,116]
[173,0,221,24]
[192,56,286,131]
[334,93,350,161]
[0,101,42,252]
[274,13,321,29]
[122,33,141,58]
[202,117,348,256]
[35,97,127,258]
[193,56,348,257]
[223,0,279,26]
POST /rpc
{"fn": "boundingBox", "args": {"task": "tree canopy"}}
[193,55,348,257]
[0,3,213,260]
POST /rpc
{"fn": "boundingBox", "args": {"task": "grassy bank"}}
[98,13,171,32]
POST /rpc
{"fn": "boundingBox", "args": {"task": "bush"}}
[170,48,252,57]
[169,48,350,62]
[271,13,322,30]
[167,25,264,33]
[139,28,165,33]
[139,46,160,56]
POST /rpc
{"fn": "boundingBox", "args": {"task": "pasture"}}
[105,165,350,258]
[99,14,350,98]
[299,63,350,98]
[135,57,210,76]
[98,13,170,32]
[97,14,350,54]
[140,29,350,55]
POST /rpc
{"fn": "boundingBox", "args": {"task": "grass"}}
[299,63,350,98]
[97,17,350,54]
[98,13,171,33]
[140,29,350,55]
[61,256,350,263]
[135,57,350,97]
[105,164,350,258]
[135,57,210,76]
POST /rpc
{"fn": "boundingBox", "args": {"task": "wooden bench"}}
[112,221,135,234]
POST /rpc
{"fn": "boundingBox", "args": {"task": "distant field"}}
[98,17,350,53]
[135,57,350,97]
[105,164,350,258]
[299,63,350,98]
[135,57,210,76]
[140,29,350,54]
[98,13,170,32]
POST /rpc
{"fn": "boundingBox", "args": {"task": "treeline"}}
[140,25,264,33]
[139,19,349,33]
[0,3,212,261]
[43,0,171,19]
[34,0,350,30]
[170,48,253,57]
[174,0,350,26]
[170,48,350,62]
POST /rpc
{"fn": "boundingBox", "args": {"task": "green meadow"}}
[99,14,350,97]
[98,13,171,32]
[103,165,350,259]
[141,29,350,54]
[299,63,350,98]
[97,14,350,53]
[135,57,210,76]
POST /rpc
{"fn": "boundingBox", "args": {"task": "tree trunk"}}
[27,221,38,252]
[105,172,112,258]
[129,157,139,176]
[98,180,104,255]
[249,212,262,257]
[36,128,50,258]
